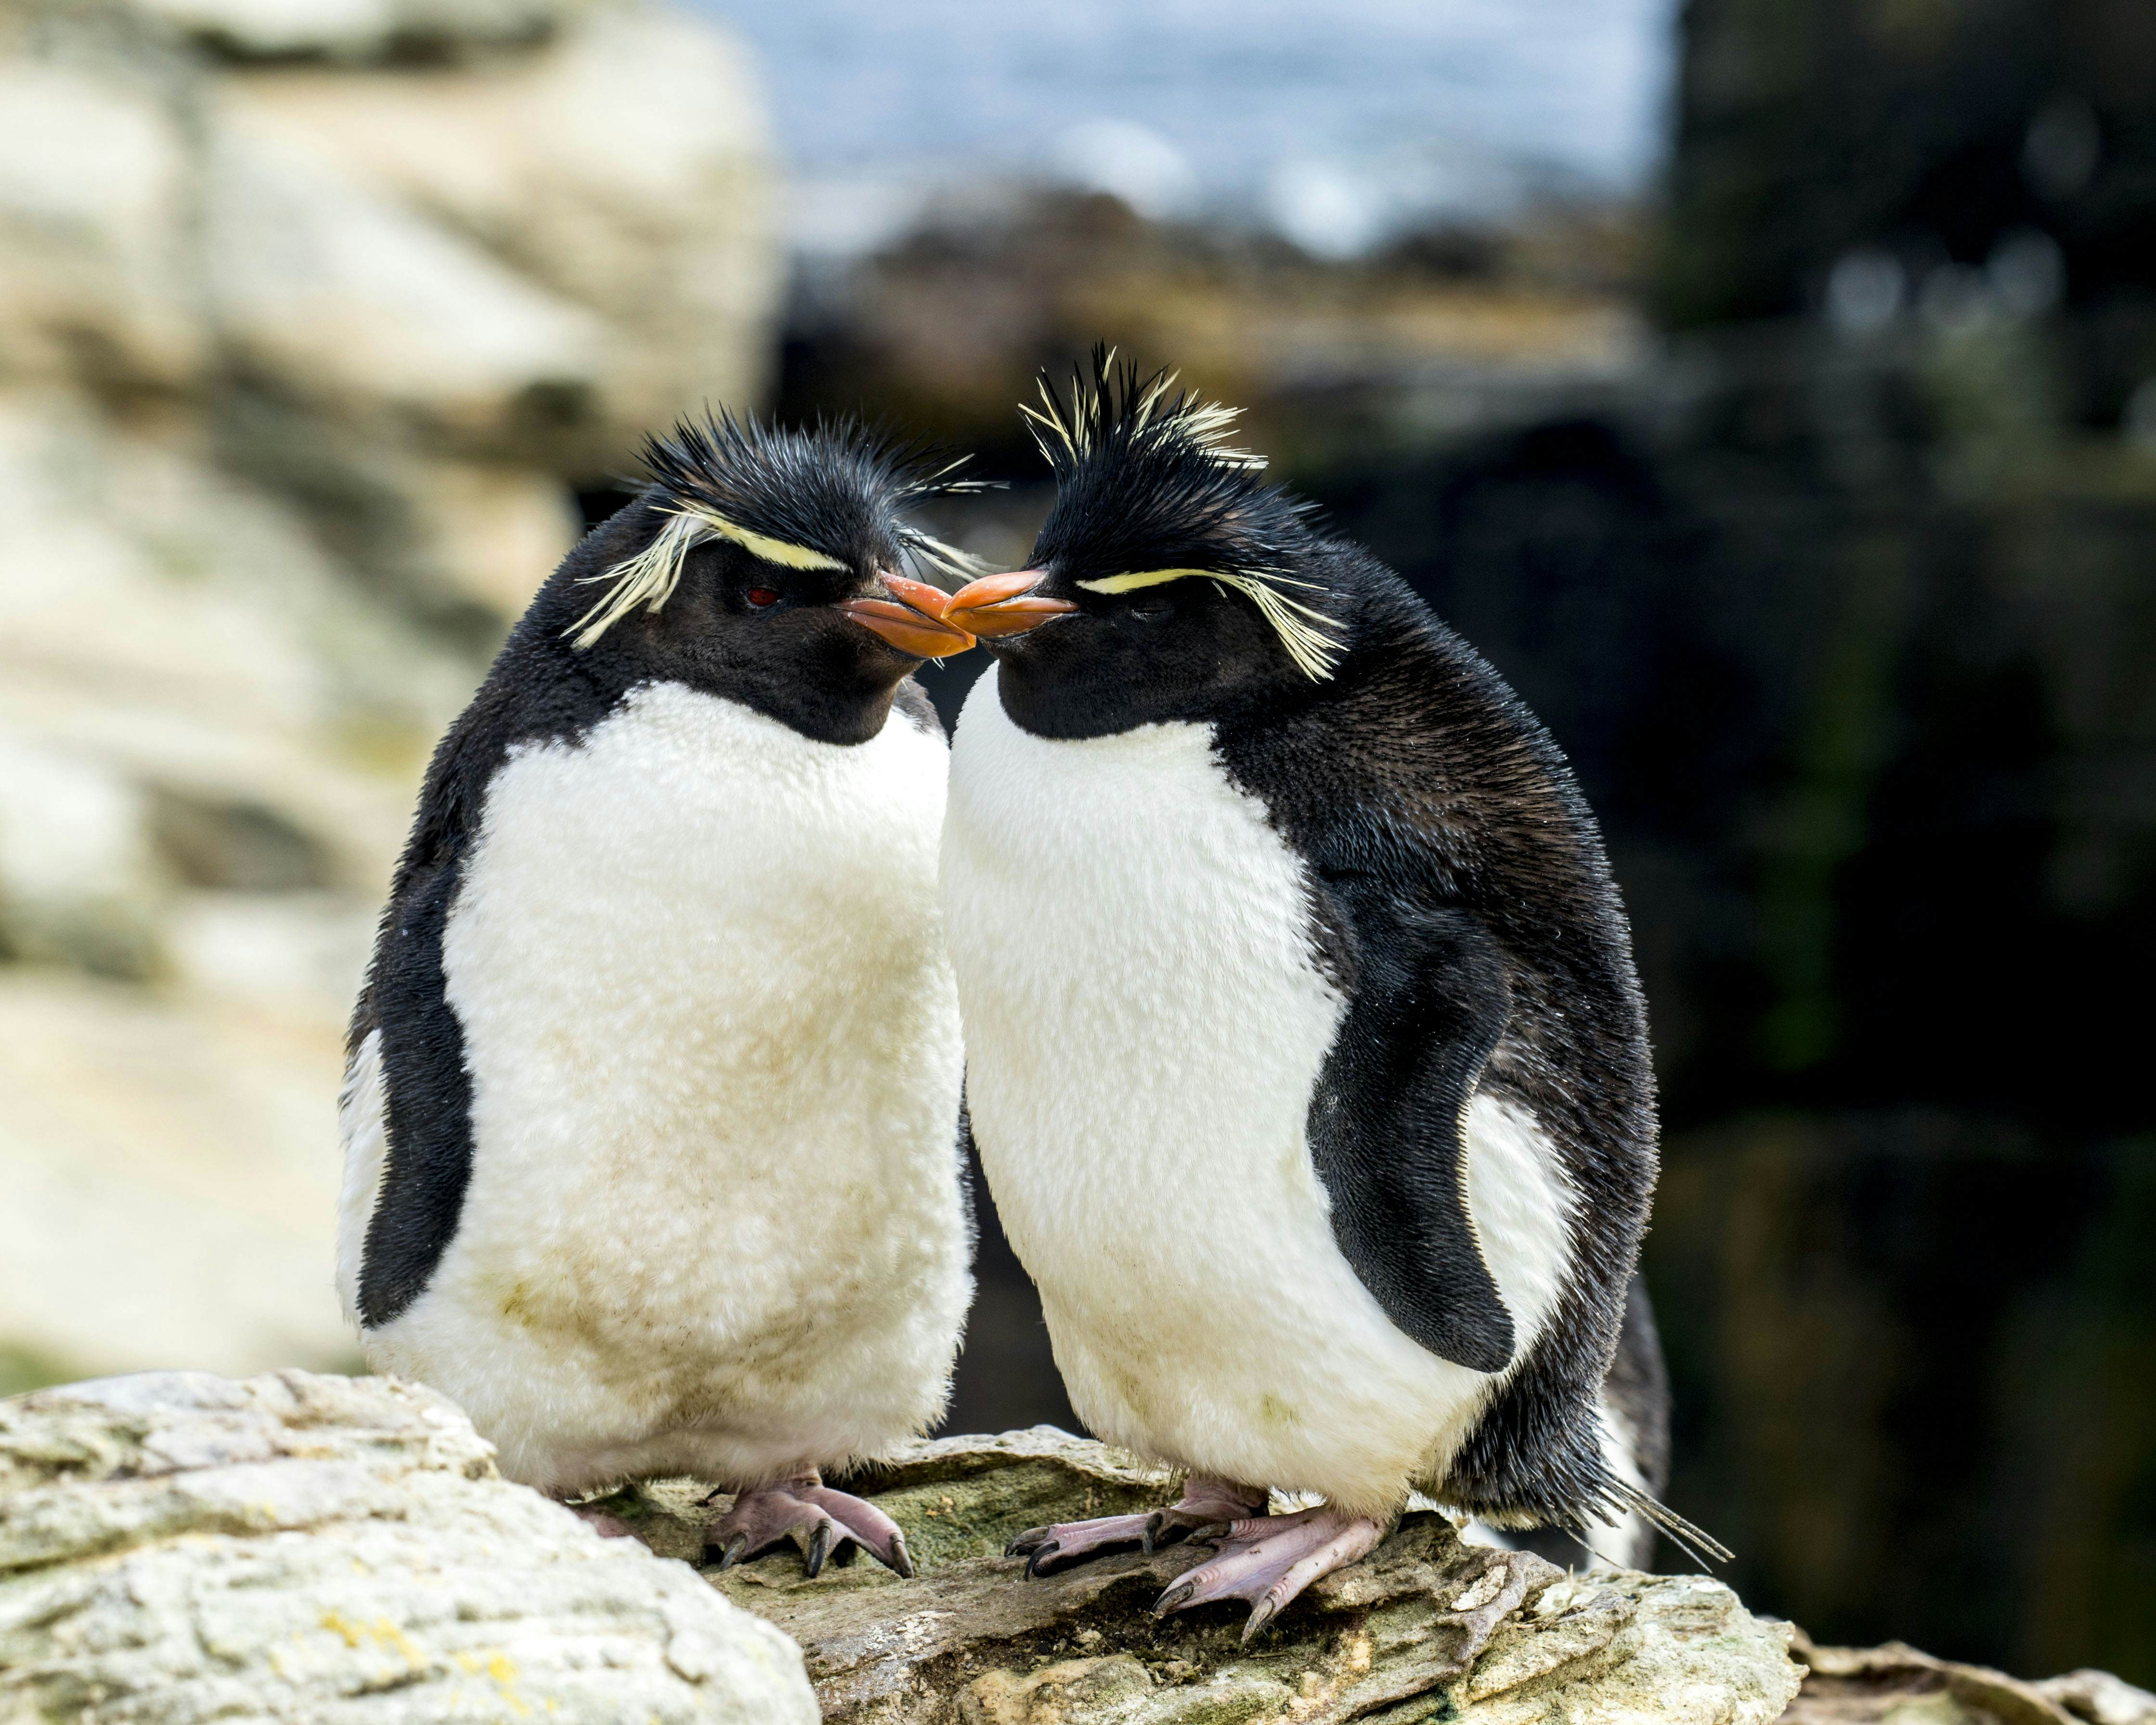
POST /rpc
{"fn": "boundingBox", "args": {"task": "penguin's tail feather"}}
[1605,1481,1732,1569]
[1445,1454,1732,1569]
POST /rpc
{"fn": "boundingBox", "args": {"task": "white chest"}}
[940,669,1573,1513]
[360,682,970,1491]
[941,670,1345,1242]
[444,682,959,1200]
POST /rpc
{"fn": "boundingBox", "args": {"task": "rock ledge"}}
[0,1369,816,1723]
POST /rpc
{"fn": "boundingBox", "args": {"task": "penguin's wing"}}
[1304,886,1517,1373]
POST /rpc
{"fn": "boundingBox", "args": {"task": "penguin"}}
[337,413,982,1577]
[937,354,1724,1635]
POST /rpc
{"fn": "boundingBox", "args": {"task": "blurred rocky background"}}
[2,0,2151,1699]
[0,0,776,1385]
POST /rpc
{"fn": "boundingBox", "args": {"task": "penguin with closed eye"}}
[338,413,982,1577]
[938,354,1723,1635]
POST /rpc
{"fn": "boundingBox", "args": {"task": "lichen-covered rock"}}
[609,1427,1805,1725]
[0,1370,819,1724]
[1785,1635,2156,1725]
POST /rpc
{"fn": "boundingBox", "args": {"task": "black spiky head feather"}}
[1023,347,1341,678]
[568,411,988,649]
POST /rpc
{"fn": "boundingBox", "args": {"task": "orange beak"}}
[944,569,1079,639]
[836,573,977,658]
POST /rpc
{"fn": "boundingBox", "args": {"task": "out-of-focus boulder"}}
[0,387,464,893]
[0,969,360,1378]
[0,9,207,393]
[0,735,165,978]
[203,115,613,457]
[0,0,775,1389]
[135,0,592,62]
[1785,1635,2156,1725]
[218,3,777,466]
[0,1369,819,1723]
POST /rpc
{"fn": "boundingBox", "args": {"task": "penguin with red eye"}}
[338,413,982,1577]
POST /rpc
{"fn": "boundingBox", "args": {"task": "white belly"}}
[349,681,970,1495]
[941,669,1573,1517]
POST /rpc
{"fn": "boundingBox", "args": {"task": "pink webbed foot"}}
[566,1503,635,1539]
[1006,1477,1270,1578]
[703,1474,914,1579]
[1154,1506,1385,1641]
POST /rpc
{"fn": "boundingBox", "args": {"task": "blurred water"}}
[699,0,1677,251]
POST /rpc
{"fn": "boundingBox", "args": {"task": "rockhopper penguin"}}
[338,414,982,1577]
[938,356,1723,1633]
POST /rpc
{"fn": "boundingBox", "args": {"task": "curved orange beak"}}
[945,569,1079,639]
[836,573,977,658]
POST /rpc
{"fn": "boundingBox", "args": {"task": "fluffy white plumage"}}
[340,681,971,1497]
[941,668,1576,1519]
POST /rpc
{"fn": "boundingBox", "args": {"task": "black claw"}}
[1241,1597,1282,1643]
[804,1520,834,1579]
[829,1535,859,1568]
[1006,1526,1049,1557]
[1153,1579,1196,1618]
[712,1532,750,1571]
[888,1533,915,1580]
[1023,1540,1062,1580]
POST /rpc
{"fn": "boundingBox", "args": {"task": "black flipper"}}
[358,845,477,1329]
[1305,889,1515,1374]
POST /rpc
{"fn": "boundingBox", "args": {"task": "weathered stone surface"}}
[135,0,591,61]
[0,5,208,394]
[606,1427,1806,1725]
[203,114,613,454]
[0,0,773,1386]
[1785,1635,2156,1725]
[0,1369,819,1723]
[217,1,777,464]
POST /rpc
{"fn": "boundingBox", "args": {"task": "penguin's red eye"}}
[745,587,780,609]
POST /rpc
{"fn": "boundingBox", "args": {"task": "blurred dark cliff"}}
[780,0,2156,1688]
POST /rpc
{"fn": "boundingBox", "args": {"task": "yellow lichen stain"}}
[321,1612,426,1672]
[1259,1393,1300,1428]
[455,1649,534,1717]
[376,1619,426,1671]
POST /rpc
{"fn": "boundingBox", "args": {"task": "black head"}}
[532,413,982,744]
[946,349,1346,738]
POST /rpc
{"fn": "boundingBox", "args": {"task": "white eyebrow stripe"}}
[706,515,848,571]
[1075,567,1212,593]
[1074,566,1344,680]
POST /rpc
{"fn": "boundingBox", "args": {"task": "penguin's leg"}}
[1153,1506,1385,1642]
[1005,1476,1270,1576]
[703,1473,914,1579]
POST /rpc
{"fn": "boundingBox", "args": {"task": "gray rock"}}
[0,1369,819,1723]
[0,1,210,395]
[0,0,772,1385]
[133,0,591,62]
[608,1426,1806,1725]
[1788,1635,2156,1725]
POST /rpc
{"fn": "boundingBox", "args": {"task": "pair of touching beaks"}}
[840,571,1072,657]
